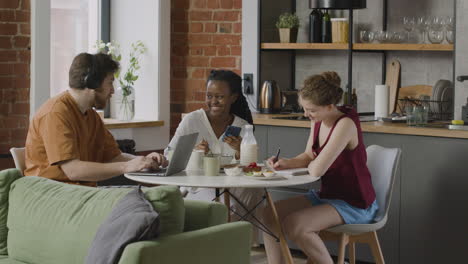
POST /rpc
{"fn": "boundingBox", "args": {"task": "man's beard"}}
[94,94,108,109]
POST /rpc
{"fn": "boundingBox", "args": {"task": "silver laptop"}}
[127,132,198,177]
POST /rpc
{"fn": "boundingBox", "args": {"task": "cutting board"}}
[385,60,401,114]
[398,85,432,99]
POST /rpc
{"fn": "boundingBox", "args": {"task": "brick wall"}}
[0,0,30,169]
[170,0,242,135]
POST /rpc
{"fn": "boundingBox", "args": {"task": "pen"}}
[274,147,281,162]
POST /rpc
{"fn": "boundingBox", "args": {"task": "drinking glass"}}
[406,106,417,126]
[359,30,375,43]
[446,30,454,44]
[430,16,444,31]
[403,16,415,42]
[203,154,220,176]
[416,16,428,43]
[428,29,444,44]
[420,105,429,126]
[445,16,454,30]
[392,32,406,43]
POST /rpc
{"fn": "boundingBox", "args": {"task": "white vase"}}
[116,86,135,121]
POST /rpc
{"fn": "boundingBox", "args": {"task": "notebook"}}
[274,167,309,176]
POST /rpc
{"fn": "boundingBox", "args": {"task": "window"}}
[31,0,171,151]
[50,0,99,95]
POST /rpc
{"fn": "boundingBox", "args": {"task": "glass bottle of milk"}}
[240,125,258,165]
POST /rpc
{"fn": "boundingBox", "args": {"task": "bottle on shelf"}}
[240,125,258,165]
[352,88,358,110]
[322,10,332,43]
[343,90,349,105]
[309,9,323,43]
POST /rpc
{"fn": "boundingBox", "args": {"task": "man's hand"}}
[146,152,168,168]
[124,156,159,173]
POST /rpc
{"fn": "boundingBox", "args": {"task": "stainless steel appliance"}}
[259,80,282,113]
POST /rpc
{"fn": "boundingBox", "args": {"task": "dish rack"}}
[397,98,453,120]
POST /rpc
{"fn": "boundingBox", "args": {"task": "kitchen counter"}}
[252,113,468,139]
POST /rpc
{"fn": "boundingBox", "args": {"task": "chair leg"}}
[348,242,356,264]
[368,231,385,264]
[337,233,348,264]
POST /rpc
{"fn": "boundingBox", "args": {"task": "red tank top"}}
[312,106,375,209]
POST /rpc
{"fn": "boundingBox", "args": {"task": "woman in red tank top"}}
[263,72,378,264]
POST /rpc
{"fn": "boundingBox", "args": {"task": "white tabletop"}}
[125,169,320,188]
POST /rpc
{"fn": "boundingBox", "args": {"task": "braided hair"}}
[207,70,253,124]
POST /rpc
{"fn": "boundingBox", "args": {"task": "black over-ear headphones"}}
[83,54,100,89]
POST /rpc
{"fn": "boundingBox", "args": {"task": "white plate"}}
[243,175,287,180]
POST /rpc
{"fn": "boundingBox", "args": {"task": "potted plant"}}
[97,40,147,121]
[276,12,300,43]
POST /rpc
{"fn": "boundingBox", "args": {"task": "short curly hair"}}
[299,71,343,106]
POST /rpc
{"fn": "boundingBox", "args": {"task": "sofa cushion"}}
[0,257,27,264]
[85,186,160,264]
[7,177,184,264]
[0,169,22,255]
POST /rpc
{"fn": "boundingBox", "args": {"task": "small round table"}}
[126,170,319,264]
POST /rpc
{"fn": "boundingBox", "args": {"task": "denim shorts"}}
[305,190,379,224]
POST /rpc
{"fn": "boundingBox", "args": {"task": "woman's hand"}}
[224,136,242,159]
[223,136,242,151]
[267,157,291,171]
[195,139,210,154]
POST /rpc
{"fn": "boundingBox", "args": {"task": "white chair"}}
[9,147,26,176]
[319,145,402,264]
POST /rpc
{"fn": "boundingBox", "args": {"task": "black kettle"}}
[259,80,282,113]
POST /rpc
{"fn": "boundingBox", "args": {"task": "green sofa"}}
[0,169,252,264]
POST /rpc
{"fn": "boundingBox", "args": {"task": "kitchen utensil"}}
[432,79,453,119]
[398,85,432,99]
[260,80,282,113]
[385,60,401,114]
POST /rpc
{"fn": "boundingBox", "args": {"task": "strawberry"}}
[248,162,257,168]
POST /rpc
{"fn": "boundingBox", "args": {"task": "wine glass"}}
[415,16,427,43]
[403,16,415,42]
[445,16,454,31]
[446,30,454,44]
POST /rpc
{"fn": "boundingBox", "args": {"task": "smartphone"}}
[223,125,241,139]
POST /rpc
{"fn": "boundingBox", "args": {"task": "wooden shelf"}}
[104,119,164,129]
[261,43,348,50]
[353,43,454,51]
[261,43,454,51]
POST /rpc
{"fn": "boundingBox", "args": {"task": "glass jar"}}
[331,18,349,43]
[115,86,135,121]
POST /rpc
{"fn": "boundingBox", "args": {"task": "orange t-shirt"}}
[24,91,122,187]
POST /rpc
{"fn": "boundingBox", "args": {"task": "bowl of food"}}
[242,162,262,176]
[224,164,243,176]
[262,170,276,178]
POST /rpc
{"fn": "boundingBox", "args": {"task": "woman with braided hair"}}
[167,69,263,245]
[263,72,378,264]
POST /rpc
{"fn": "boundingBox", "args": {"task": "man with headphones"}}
[24,52,167,186]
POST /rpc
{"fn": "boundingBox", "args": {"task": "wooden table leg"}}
[223,188,231,222]
[265,191,294,264]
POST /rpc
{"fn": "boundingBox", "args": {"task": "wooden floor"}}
[251,247,308,264]
[250,246,373,264]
